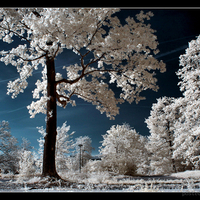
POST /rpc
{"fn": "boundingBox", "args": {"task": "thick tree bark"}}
[42,56,60,179]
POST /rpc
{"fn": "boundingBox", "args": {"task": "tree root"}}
[25,176,74,190]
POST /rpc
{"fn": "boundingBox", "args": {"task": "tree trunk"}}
[42,56,60,179]
[167,121,177,173]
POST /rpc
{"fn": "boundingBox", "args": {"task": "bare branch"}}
[72,47,82,56]
[80,56,85,69]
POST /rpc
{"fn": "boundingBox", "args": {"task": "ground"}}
[0,170,200,192]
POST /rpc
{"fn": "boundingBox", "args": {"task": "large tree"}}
[174,35,200,169]
[0,8,165,178]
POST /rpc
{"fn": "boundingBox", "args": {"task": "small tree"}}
[18,150,36,178]
[18,137,35,178]
[0,8,165,178]
[145,97,184,175]
[100,124,148,175]
[0,120,19,174]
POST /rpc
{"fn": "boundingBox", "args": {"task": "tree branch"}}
[87,26,99,47]
[19,21,31,30]
[74,92,101,105]
[82,49,94,58]
[55,78,74,85]
[32,10,41,18]
[52,43,61,59]
[16,53,46,62]
[56,89,76,107]
[85,17,106,48]
[85,53,106,68]
[55,52,122,87]
[0,24,31,44]
[80,49,95,69]
[84,68,122,76]
[56,92,68,107]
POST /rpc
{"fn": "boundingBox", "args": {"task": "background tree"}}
[20,137,33,152]
[55,122,75,172]
[72,136,94,171]
[18,150,36,179]
[18,137,35,178]
[0,120,19,174]
[145,97,183,175]
[173,35,200,169]
[0,8,165,178]
[99,124,148,175]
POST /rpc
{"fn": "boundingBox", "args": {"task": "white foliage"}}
[0,120,19,173]
[56,122,75,171]
[0,8,165,119]
[18,150,35,178]
[145,97,183,175]
[99,123,148,175]
[173,35,200,169]
[145,36,200,173]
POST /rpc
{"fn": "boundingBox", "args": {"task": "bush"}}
[84,156,137,176]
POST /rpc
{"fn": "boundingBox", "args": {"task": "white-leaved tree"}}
[145,97,185,175]
[0,8,165,178]
[100,124,148,175]
[0,120,19,174]
[18,137,35,178]
[174,35,200,169]
[18,150,36,179]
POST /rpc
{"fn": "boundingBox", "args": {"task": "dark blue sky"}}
[0,9,200,155]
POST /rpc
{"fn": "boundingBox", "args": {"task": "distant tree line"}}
[0,120,94,176]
